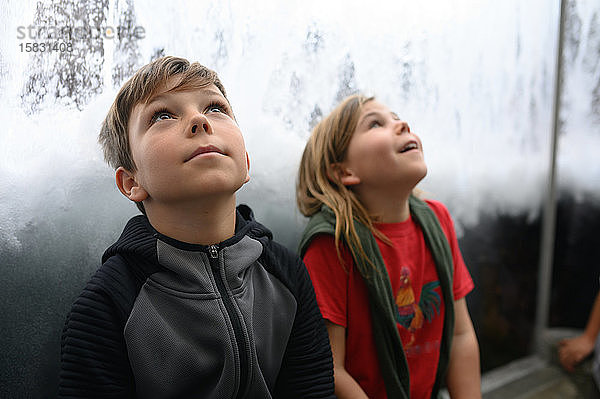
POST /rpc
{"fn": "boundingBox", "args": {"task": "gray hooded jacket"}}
[59,205,335,398]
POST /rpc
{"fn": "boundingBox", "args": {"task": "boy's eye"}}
[206,103,227,114]
[150,110,173,124]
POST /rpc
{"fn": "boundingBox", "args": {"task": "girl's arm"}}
[445,298,481,398]
[325,320,370,399]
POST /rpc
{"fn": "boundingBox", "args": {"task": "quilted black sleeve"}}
[264,242,336,399]
[59,257,138,398]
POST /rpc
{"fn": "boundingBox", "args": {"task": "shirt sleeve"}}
[425,200,474,301]
[59,261,136,398]
[302,234,353,328]
[268,242,336,398]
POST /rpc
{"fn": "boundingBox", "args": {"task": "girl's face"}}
[339,100,427,191]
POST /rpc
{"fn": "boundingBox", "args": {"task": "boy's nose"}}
[191,124,210,134]
[189,114,213,136]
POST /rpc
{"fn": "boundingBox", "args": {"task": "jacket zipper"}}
[208,244,250,398]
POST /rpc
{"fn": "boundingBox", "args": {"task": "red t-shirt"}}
[303,199,474,399]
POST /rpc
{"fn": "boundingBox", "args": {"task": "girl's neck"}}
[356,186,413,224]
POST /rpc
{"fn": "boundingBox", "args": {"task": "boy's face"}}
[122,78,250,207]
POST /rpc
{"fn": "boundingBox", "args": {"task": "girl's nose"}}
[395,120,411,135]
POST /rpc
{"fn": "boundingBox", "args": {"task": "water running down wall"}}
[1,0,599,397]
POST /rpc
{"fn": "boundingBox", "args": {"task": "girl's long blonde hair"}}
[297,94,387,268]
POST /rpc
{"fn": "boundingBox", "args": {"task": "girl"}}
[297,94,481,398]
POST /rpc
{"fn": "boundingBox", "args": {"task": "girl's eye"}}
[369,120,382,129]
[150,111,173,124]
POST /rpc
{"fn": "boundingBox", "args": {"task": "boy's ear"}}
[244,152,250,183]
[115,167,148,203]
[329,163,361,186]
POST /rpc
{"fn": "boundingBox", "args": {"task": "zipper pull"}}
[208,244,219,259]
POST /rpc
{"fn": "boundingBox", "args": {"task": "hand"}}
[558,335,595,372]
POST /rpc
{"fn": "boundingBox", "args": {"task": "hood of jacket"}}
[101,204,273,269]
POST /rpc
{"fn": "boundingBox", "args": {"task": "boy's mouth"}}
[186,144,225,161]
[399,141,419,153]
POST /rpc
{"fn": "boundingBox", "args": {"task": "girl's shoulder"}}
[422,198,451,219]
[419,198,457,237]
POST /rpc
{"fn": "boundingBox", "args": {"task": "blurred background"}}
[1,0,599,397]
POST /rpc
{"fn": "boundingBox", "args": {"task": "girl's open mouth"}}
[399,141,418,153]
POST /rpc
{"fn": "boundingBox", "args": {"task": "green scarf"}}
[298,195,455,398]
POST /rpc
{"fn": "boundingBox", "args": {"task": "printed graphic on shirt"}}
[395,266,441,347]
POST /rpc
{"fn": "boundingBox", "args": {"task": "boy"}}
[59,56,335,399]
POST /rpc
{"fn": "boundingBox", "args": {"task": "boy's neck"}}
[143,194,238,245]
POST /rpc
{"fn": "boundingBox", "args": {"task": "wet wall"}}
[1,0,599,397]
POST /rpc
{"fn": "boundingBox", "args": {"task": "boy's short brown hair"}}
[99,56,228,212]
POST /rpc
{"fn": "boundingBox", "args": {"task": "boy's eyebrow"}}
[144,89,227,108]
[146,93,169,106]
